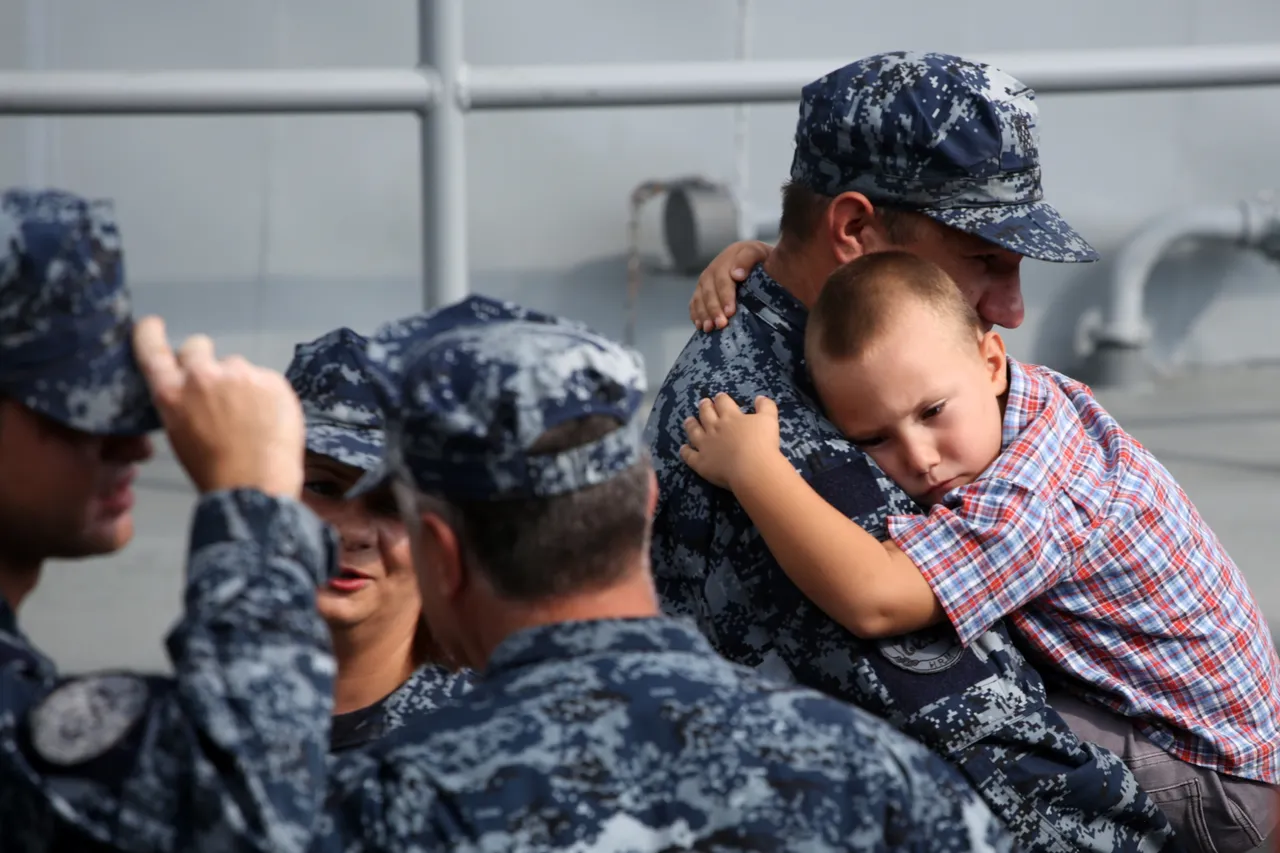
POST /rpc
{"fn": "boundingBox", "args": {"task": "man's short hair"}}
[777,180,921,245]
[417,414,651,602]
[806,250,982,364]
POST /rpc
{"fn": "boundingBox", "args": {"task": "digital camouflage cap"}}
[350,295,647,502]
[790,51,1098,263]
[0,188,160,435]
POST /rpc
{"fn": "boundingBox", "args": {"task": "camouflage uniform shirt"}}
[329,664,472,753]
[0,491,338,853]
[322,617,1019,852]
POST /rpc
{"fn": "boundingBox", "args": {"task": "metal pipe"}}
[1099,206,1253,348]
[23,0,51,185]
[0,69,440,114]
[1086,196,1280,388]
[731,0,753,242]
[466,59,832,109]
[464,43,1280,109]
[626,180,671,347]
[1,35,1278,320]
[997,44,1280,93]
[0,42,1275,116]
[419,0,468,310]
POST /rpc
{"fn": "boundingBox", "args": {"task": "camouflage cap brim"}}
[7,342,161,436]
[304,422,384,474]
[345,459,391,501]
[922,199,1099,264]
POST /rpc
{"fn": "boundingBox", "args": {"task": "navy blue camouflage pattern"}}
[376,664,470,733]
[644,264,1176,852]
[791,52,1098,263]
[360,293,579,391]
[0,490,340,852]
[323,617,1019,851]
[286,327,385,472]
[0,187,160,434]
[351,294,646,502]
[329,664,472,753]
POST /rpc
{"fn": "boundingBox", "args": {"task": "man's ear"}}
[416,511,467,601]
[645,467,659,518]
[826,192,880,264]
[980,330,1008,395]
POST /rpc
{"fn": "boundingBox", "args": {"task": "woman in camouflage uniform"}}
[285,326,472,752]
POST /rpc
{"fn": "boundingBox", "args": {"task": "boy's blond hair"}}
[806,250,983,364]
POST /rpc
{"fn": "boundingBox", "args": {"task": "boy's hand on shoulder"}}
[680,393,781,491]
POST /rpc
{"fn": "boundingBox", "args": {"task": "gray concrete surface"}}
[18,362,1280,674]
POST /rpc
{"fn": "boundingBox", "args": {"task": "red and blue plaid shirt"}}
[888,357,1280,783]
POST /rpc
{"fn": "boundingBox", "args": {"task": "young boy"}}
[680,250,1280,849]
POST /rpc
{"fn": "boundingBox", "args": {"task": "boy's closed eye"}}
[848,401,948,448]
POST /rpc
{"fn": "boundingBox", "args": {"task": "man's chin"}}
[71,515,136,558]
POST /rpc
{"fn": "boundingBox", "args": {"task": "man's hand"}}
[133,316,306,498]
[689,240,773,331]
[680,393,782,491]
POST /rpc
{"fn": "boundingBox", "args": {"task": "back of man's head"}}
[439,413,652,600]
[780,51,1096,264]
[352,295,651,601]
[806,251,982,365]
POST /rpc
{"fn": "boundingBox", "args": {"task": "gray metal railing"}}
[3,0,1280,309]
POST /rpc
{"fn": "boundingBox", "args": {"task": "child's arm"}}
[680,393,945,639]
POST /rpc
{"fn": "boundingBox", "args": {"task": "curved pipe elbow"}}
[1100,204,1252,348]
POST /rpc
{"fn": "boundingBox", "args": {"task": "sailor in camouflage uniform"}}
[646,53,1178,851]
[317,293,1018,852]
[0,188,337,852]
[285,327,472,753]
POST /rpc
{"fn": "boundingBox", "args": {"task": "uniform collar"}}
[486,617,713,677]
[738,263,809,341]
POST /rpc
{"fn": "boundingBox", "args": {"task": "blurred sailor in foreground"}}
[0,187,337,852]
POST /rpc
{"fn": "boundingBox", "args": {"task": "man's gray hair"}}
[392,414,652,602]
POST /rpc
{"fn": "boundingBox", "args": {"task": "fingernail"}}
[732,268,745,277]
